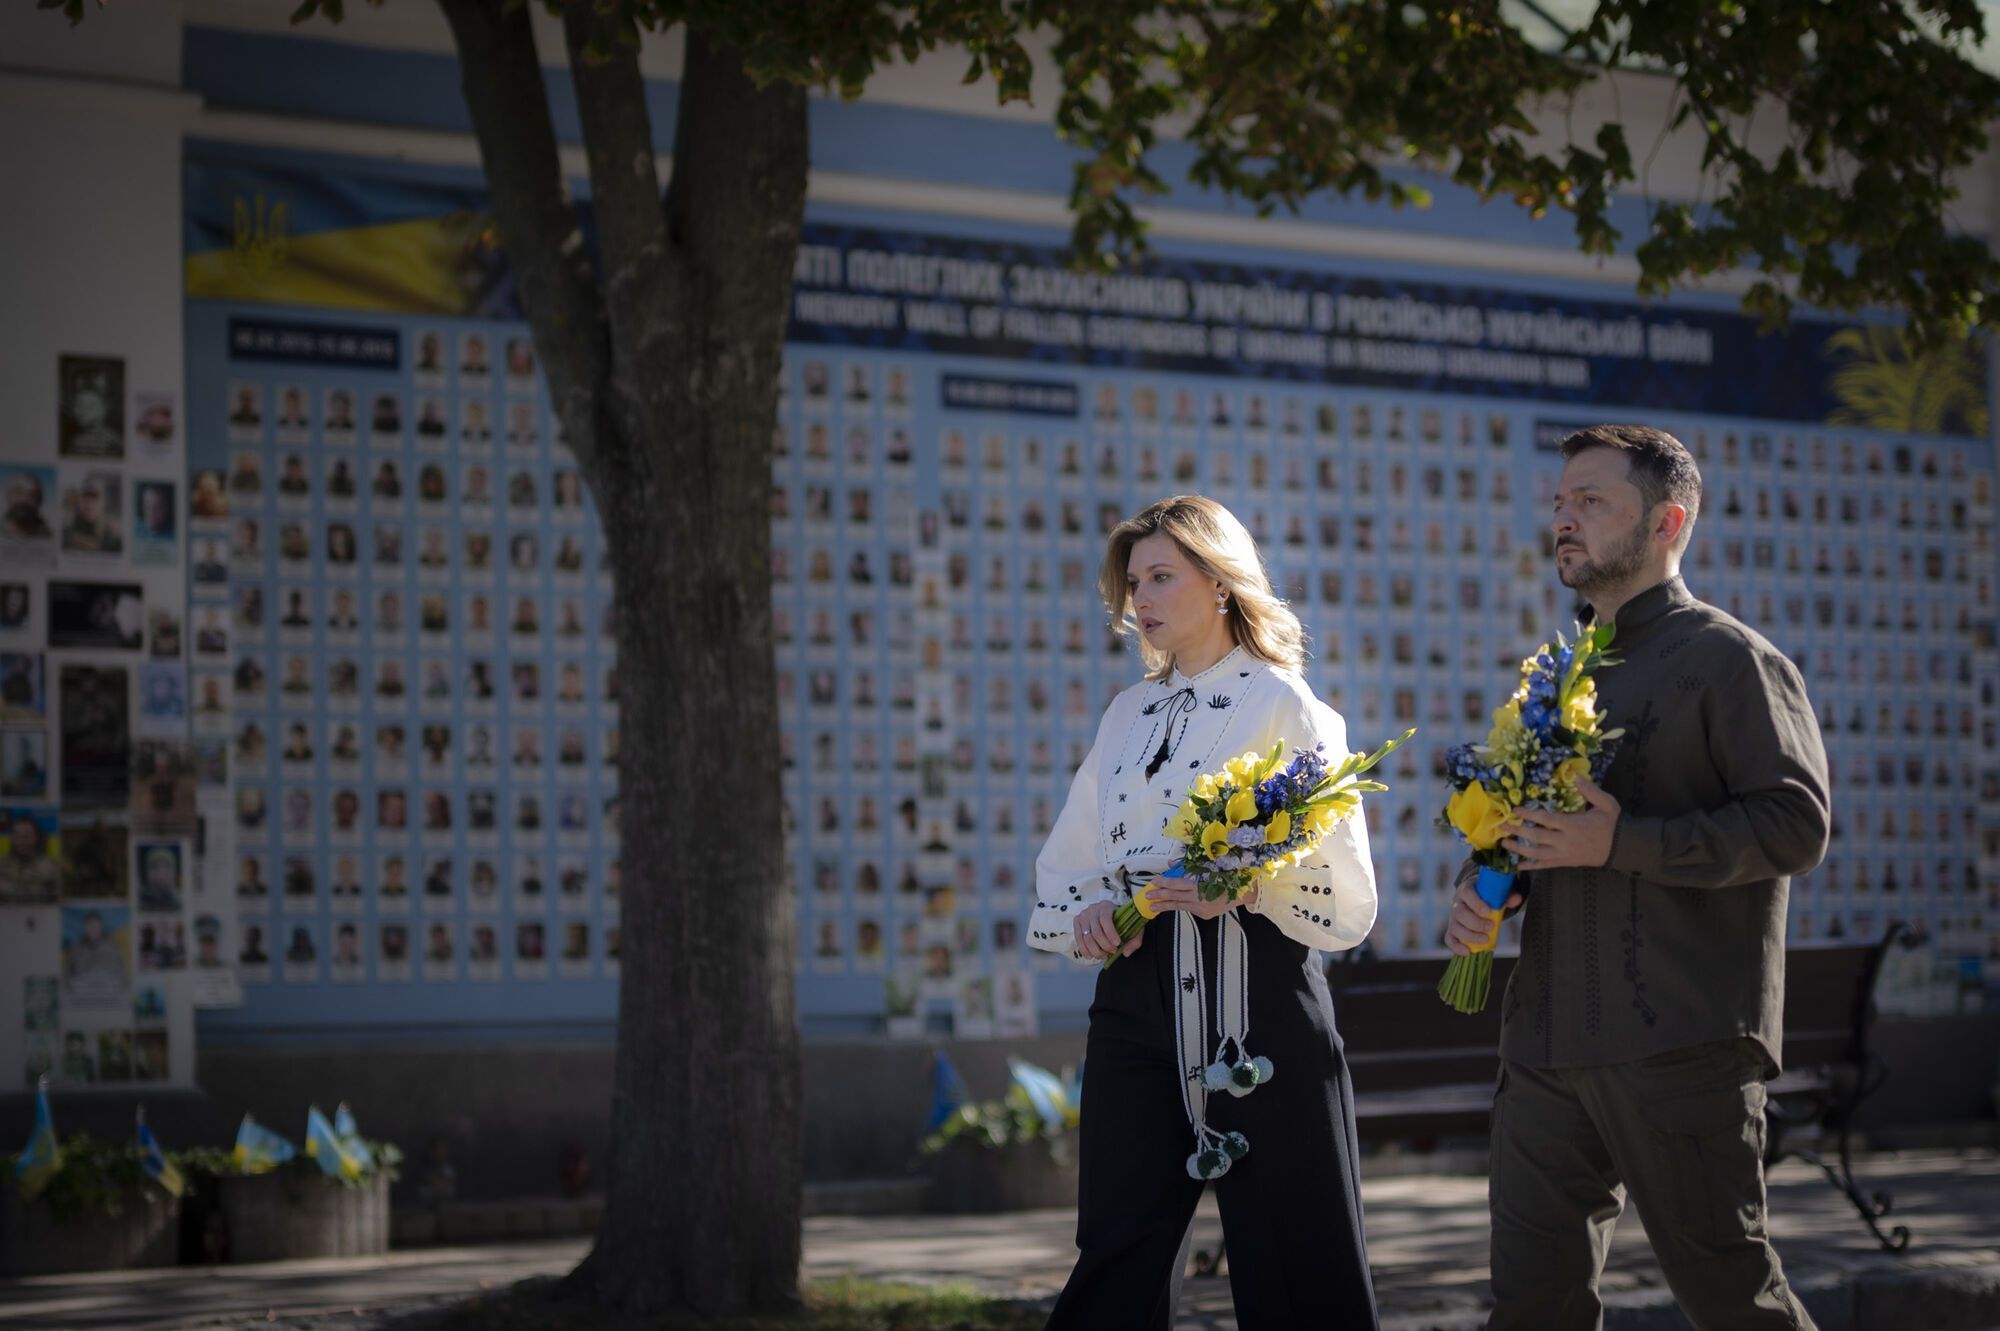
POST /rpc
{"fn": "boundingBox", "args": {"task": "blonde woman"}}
[1031,495,1380,1329]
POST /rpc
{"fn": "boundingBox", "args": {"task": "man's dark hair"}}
[1558,424,1703,546]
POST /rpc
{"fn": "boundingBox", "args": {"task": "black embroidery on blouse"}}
[1182,973,1198,993]
[1207,693,1234,710]
[1140,686,1198,780]
[1109,821,1127,844]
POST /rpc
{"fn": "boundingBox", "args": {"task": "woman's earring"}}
[1216,592,1228,615]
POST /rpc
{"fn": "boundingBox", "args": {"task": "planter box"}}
[215,1169,390,1262]
[0,1184,180,1276]
[925,1141,1078,1213]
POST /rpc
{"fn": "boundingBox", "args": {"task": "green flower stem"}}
[1099,899,1149,967]
[1437,950,1496,1013]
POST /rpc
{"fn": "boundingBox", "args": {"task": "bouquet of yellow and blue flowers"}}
[1102,727,1415,960]
[1436,625,1622,1013]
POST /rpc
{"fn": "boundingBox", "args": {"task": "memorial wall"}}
[86,140,1986,1062]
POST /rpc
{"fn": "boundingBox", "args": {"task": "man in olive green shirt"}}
[1448,424,1829,1330]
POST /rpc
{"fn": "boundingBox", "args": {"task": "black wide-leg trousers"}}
[1046,911,1379,1331]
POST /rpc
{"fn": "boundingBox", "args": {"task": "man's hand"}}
[1445,877,1522,956]
[1501,778,1621,872]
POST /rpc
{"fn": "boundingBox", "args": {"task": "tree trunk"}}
[435,1,808,1314]
[579,399,803,1315]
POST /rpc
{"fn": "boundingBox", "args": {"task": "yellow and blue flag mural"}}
[14,1077,60,1200]
[305,1105,367,1181]
[136,1108,186,1198]
[185,157,527,319]
[231,1113,298,1174]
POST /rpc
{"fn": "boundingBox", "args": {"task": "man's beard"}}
[1557,520,1651,594]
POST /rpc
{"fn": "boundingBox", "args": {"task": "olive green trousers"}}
[1487,1038,1815,1331]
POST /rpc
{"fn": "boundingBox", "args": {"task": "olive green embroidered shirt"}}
[1494,575,1831,1073]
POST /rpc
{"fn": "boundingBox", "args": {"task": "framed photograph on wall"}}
[49,581,143,651]
[58,354,126,460]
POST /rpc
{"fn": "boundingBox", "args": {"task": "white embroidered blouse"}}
[1028,645,1378,961]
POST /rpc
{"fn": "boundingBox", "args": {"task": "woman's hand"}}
[1073,900,1138,960]
[1145,877,1256,920]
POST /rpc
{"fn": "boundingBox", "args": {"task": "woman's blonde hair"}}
[1099,494,1306,680]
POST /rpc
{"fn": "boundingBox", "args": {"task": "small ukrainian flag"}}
[332,1102,374,1170]
[136,1107,186,1198]
[305,1105,366,1181]
[231,1113,297,1174]
[14,1076,60,1201]
[1008,1057,1083,1133]
[926,1050,971,1131]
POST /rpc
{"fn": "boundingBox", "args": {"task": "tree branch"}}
[435,0,611,474]
[664,26,808,411]
[561,3,676,392]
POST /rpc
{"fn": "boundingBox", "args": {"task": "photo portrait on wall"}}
[58,354,126,459]
[132,480,177,565]
[49,581,143,651]
[2,466,57,557]
[60,470,124,557]
[58,663,131,808]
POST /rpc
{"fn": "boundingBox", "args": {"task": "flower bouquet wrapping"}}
[1436,626,1622,1013]
[1102,726,1416,963]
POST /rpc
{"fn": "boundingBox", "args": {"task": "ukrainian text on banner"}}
[790,228,1987,437]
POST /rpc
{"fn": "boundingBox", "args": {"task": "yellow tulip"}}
[1562,693,1596,731]
[1555,755,1591,788]
[1263,809,1292,844]
[1193,773,1220,800]
[1201,820,1231,858]
[1163,805,1198,844]
[1446,782,1511,852]
[1225,787,1260,826]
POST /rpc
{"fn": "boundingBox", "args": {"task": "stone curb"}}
[1378,1263,2000,1331]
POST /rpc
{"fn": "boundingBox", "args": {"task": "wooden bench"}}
[1760,923,1914,1251]
[1192,927,1910,1276]
[1325,930,1913,1248]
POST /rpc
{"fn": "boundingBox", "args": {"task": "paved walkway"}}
[2,1151,1996,1329]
